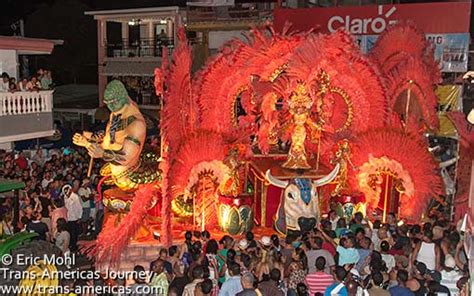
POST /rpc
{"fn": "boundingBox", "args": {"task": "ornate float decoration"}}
[73,80,161,263]
[266,164,340,234]
[76,21,446,265]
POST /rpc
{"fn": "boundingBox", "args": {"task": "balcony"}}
[105,38,174,58]
[185,6,272,22]
[0,90,54,143]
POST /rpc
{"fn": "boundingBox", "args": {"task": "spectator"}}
[380,241,396,272]
[426,270,451,295]
[388,270,414,296]
[184,265,205,296]
[32,149,46,167]
[350,212,365,233]
[150,259,169,295]
[305,256,334,295]
[287,247,308,295]
[0,213,13,238]
[170,261,190,295]
[26,211,49,241]
[41,70,53,90]
[26,76,41,91]
[368,272,390,296]
[39,187,52,230]
[41,171,54,189]
[55,218,70,254]
[219,262,243,296]
[195,279,213,296]
[336,237,360,266]
[440,254,463,296]
[63,184,82,251]
[236,272,259,296]
[18,77,28,91]
[129,265,149,296]
[307,236,335,274]
[51,197,68,238]
[356,236,372,271]
[412,229,440,271]
[8,81,17,92]
[78,178,92,235]
[1,72,9,92]
[259,267,284,295]
[15,152,28,170]
[324,266,348,296]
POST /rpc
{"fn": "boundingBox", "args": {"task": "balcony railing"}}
[0,90,54,143]
[186,7,272,22]
[106,38,174,58]
[0,90,53,116]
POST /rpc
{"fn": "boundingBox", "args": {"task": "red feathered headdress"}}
[350,129,443,222]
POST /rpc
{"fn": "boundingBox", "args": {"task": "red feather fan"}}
[161,28,196,157]
[168,131,229,198]
[95,184,159,266]
[350,129,443,222]
[447,111,474,148]
[385,56,439,131]
[287,31,387,138]
[370,22,429,74]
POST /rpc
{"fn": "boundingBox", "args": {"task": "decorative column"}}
[97,19,107,106]
[202,30,209,62]
[147,21,155,56]
[122,22,129,49]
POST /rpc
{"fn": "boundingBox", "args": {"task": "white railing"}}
[0,90,53,116]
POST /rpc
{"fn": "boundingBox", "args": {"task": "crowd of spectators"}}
[0,146,472,296]
[100,213,471,296]
[0,147,102,254]
[0,69,54,93]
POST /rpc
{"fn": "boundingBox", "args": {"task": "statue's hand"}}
[86,143,104,159]
[73,133,90,147]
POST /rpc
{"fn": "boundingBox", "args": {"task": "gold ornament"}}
[283,83,315,170]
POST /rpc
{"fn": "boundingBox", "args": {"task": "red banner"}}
[273,2,471,35]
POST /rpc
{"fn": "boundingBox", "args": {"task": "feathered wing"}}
[161,28,196,154]
[385,56,439,131]
[447,111,474,148]
[95,184,159,266]
[286,31,387,145]
[168,131,229,198]
[370,22,429,75]
[350,129,443,222]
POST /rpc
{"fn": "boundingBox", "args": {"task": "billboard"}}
[274,2,471,72]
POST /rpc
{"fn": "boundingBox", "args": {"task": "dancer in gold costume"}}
[283,83,321,170]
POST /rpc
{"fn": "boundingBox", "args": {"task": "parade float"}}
[75,22,446,267]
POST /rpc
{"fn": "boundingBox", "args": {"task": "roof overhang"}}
[0,36,63,55]
[85,6,180,20]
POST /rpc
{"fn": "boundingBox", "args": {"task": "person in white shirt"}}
[32,149,46,166]
[0,73,9,92]
[440,255,463,296]
[17,78,28,91]
[41,171,54,189]
[380,241,396,272]
[78,179,92,235]
[63,185,82,252]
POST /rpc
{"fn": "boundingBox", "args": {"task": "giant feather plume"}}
[351,129,443,222]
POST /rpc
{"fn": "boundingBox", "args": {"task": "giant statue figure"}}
[73,80,161,245]
[266,164,340,234]
[73,80,157,191]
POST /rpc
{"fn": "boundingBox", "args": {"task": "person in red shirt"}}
[305,256,335,295]
[15,152,28,170]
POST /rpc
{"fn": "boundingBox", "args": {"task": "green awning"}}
[0,179,25,193]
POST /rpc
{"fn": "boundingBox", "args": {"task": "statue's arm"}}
[103,119,146,166]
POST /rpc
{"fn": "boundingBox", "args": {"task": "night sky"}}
[0,0,184,85]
